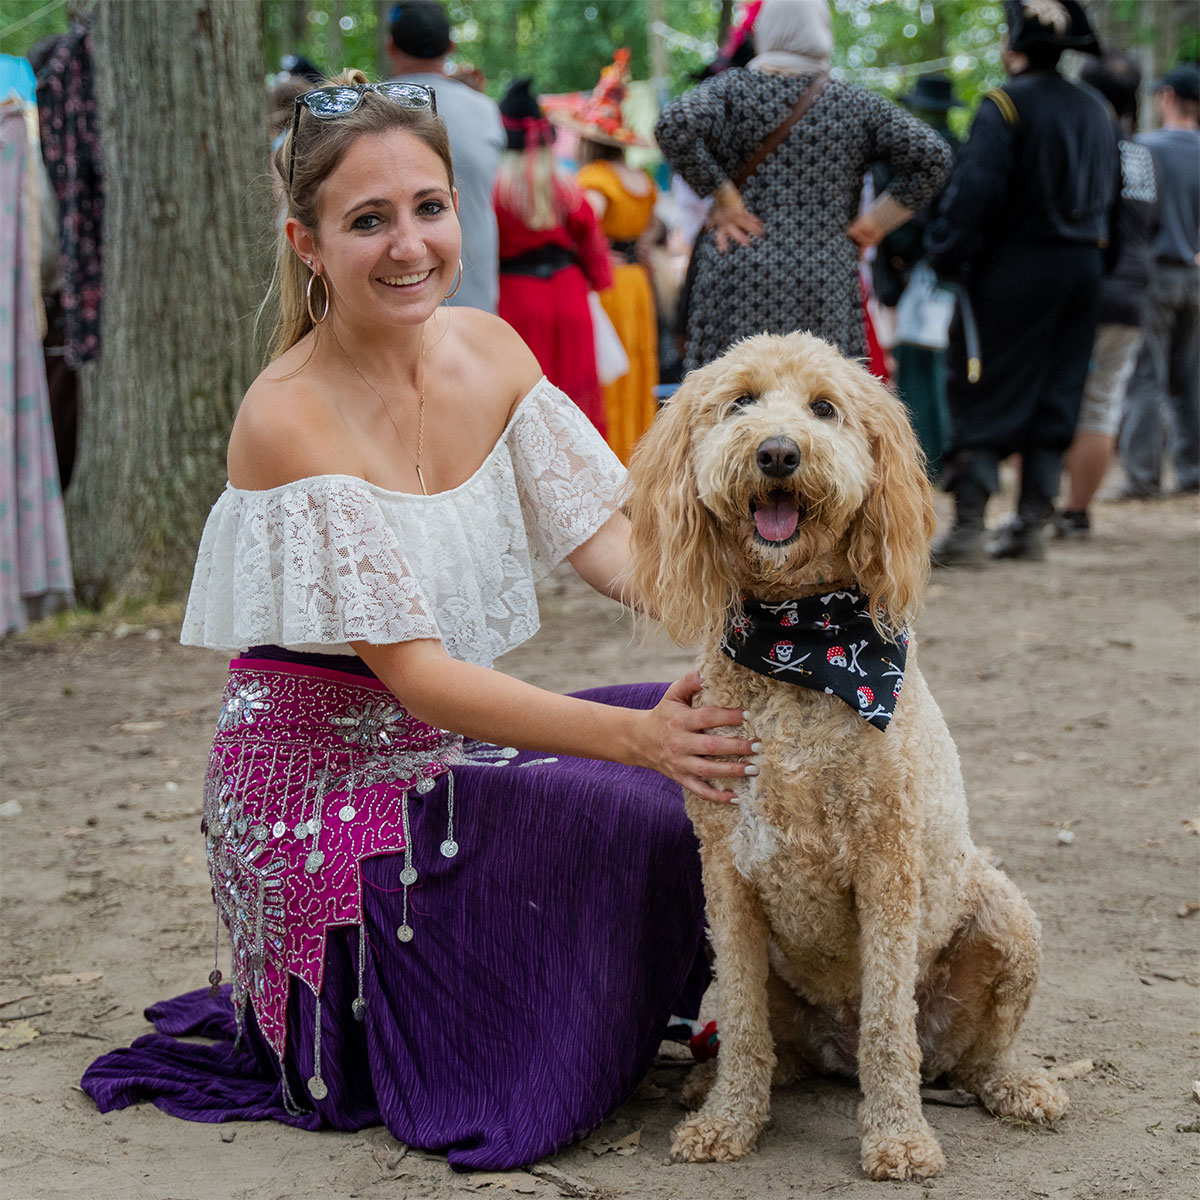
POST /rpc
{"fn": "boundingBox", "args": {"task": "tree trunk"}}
[70,0,271,605]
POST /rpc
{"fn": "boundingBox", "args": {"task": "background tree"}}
[66,0,271,603]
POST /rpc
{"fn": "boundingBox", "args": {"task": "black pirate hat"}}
[1004,0,1101,56]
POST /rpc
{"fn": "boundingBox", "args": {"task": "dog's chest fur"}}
[689,652,910,995]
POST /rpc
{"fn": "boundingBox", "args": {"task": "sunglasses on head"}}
[287,82,438,186]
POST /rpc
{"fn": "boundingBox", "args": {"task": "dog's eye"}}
[810,398,836,420]
[730,393,757,413]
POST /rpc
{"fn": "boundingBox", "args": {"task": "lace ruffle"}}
[181,379,624,665]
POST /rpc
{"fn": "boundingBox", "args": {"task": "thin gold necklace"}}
[331,326,429,495]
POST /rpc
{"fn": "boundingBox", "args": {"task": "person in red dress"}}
[494,78,612,435]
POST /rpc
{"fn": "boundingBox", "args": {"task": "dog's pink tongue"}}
[753,493,800,542]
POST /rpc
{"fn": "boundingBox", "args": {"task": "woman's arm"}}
[567,511,634,605]
[352,636,756,804]
[861,90,954,243]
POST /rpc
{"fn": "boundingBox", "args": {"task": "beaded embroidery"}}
[203,661,461,1085]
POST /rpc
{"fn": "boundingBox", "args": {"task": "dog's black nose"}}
[756,437,801,478]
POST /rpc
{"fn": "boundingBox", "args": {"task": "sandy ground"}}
[2,488,1199,1200]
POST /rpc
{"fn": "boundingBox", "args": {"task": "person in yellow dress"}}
[557,50,659,464]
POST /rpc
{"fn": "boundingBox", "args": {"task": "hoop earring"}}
[306,271,330,325]
[444,259,463,301]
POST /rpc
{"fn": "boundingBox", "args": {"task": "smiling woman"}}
[80,69,758,1170]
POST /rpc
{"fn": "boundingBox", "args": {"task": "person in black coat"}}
[925,0,1119,564]
[1056,52,1160,537]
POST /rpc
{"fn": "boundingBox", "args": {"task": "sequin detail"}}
[203,663,460,1063]
[216,681,274,732]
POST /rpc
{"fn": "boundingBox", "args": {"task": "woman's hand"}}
[707,181,763,254]
[847,211,886,253]
[634,671,759,804]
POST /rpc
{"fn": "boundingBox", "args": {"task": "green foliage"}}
[0,0,70,59]
[262,0,387,80]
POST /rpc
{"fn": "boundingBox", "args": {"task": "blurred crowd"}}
[3,0,1198,633]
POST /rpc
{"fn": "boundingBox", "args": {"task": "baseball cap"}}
[1157,63,1200,102]
[389,1,451,59]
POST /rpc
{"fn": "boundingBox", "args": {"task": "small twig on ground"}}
[525,1163,600,1198]
[919,1086,978,1107]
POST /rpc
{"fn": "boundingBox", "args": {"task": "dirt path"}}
[2,490,1198,1200]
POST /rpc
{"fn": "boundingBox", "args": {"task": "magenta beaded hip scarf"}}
[201,657,462,1106]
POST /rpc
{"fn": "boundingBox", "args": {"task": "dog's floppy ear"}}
[845,374,936,634]
[622,374,735,645]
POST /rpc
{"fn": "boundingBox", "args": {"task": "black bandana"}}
[720,590,909,732]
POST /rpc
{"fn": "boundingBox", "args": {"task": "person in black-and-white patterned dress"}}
[655,0,951,373]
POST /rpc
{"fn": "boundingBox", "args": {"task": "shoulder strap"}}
[732,72,830,188]
[984,86,1019,126]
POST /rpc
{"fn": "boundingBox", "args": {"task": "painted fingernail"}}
[750,741,763,753]
[744,764,759,776]
[742,710,752,721]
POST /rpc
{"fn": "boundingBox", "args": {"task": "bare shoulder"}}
[228,354,357,490]
[439,307,544,421]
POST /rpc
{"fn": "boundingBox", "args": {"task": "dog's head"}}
[624,332,935,645]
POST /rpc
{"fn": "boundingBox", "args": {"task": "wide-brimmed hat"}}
[900,72,961,112]
[549,49,652,149]
[1005,0,1101,56]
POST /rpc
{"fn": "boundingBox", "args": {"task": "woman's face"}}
[295,127,461,328]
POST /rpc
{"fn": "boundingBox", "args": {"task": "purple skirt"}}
[82,673,707,1170]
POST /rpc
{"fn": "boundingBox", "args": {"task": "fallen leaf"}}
[611,1129,642,1156]
[1177,902,1200,919]
[585,1126,643,1157]
[40,972,103,988]
[631,1079,667,1101]
[0,1021,40,1050]
[1183,819,1199,836]
[1051,1059,1095,1082]
[464,1172,538,1193]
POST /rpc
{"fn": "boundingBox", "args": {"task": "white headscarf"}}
[748,0,834,76]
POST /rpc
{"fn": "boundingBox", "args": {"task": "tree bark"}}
[70,0,271,604]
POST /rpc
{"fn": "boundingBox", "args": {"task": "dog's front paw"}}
[860,1126,946,1182]
[671,1112,761,1162]
[980,1071,1069,1123]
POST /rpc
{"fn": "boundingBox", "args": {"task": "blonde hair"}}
[260,68,455,361]
[494,145,581,231]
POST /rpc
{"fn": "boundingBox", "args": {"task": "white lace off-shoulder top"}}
[180,378,626,665]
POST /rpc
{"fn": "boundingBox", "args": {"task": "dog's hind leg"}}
[929,866,1069,1124]
[671,854,774,1163]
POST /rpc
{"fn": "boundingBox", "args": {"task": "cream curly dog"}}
[623,332,1068,1182]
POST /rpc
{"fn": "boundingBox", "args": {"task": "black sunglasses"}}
[287,83,438,186]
